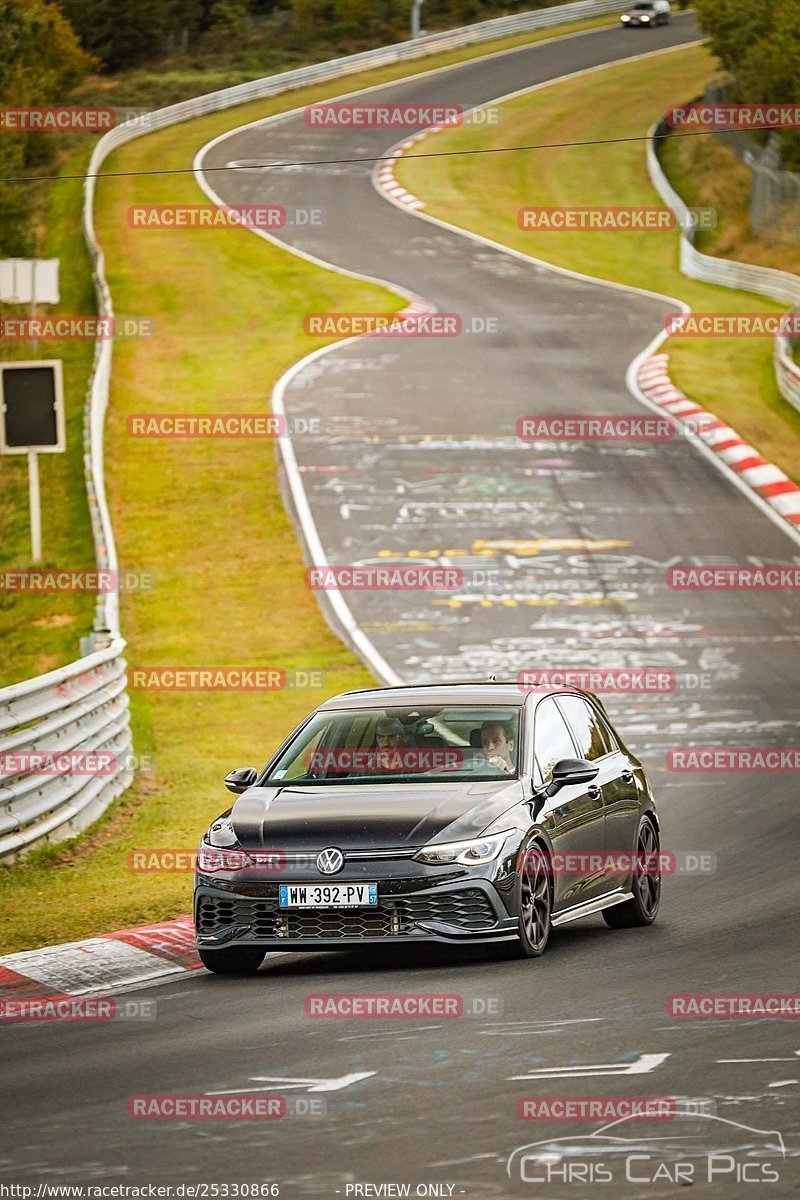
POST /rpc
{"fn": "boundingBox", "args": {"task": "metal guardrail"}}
[648,117,800,415]
[0,641,132,859]
[775,335,800,413]
[1,0,630,860]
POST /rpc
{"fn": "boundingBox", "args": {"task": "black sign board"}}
[0,360,65,454]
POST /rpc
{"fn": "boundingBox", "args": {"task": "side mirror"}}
[546,757,599,797]
[224,766,258,794]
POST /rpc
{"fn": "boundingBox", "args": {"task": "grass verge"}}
[395,42,800,484]
[0,150,98,687]
[0,12,629,953]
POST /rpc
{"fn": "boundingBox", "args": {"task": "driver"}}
[480,720,515,774]
[375,717,410,772]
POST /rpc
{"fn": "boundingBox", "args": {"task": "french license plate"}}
[279,883,378,908]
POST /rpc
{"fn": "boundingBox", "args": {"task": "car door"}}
[556,694,640,895]
[532,695,606,911]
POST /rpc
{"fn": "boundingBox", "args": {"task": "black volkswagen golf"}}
[194,683,660,973]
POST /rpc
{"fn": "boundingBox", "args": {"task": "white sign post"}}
[27,449,42,562]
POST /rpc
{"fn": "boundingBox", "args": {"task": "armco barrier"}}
[0,641,132,860]
[1,0,630,861]
[775,334,800,413]
[648,117,800,414]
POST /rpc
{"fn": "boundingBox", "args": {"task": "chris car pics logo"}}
[507,1112,785,1186]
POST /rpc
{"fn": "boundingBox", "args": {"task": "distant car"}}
[620,0,670,25]
[194,682,661,974]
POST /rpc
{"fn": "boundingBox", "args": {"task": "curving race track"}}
[3,15,799,1196]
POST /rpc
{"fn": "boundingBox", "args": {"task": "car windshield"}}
[264,705,521,784]
[632,4,654,8]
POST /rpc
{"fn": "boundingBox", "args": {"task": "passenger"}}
[480,720,515,775]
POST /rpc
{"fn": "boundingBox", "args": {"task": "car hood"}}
[231,778,522,851]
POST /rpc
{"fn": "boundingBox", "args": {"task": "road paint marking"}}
[481,1018,603,1035]
[719,1052,800,1063]
[339,1025,443,1040]
[209,1071,376,1094]
[509,1052,669,1080]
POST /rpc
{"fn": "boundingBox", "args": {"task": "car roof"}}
[318,682,584,710]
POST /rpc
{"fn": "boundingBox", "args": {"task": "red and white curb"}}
[391,297,438,324]
[637,353,800,528]
[0,916,200,1006]
[376,126,446,210]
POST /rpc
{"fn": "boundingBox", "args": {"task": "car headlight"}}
[202,815,239,849]
[198,816,249,872]
[640,13,650,19]
[621,13,630,19]
[414,831,511,866]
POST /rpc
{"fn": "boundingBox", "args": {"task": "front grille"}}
[397,888,496,930]
[285,909,395,938]
[197,896,280,938]
[197,886,497,941]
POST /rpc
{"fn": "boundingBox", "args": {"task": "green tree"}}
[209,0,253,41]
[57,0,203,69]
[694,0,800,167]
[0,0,92,254]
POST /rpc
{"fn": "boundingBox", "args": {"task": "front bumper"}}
[194,875,519,950]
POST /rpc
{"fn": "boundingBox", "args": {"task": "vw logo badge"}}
[316,847,344,875]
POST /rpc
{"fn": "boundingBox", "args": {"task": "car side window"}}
[533,698,578,784]
[556,695,612,761]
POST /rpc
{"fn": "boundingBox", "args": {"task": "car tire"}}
[506,840,552,958]
[198,945,266,974]
[602,817,661,928]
